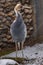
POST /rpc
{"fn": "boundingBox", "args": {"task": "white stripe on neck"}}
[14,9,18,17]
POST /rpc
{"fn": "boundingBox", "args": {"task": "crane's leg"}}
[18,42,20,50]
[21,42,24,57]
[15,43,17,57]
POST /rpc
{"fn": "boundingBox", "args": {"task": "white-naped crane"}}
[10,3,27,57]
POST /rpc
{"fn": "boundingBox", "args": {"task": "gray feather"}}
[10,12,27,42]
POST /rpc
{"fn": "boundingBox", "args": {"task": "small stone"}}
[0,16,4,20]
[4,7,11,13]
[0,43,3,46]
[28,30,30,33]
[29,27,33,31]
[0,8,3,11]
[24,9,29,14]
[24,19,29,23]
[25,0,29,3]
[35,53,38,55]
[7,11,14,16]
[23,5,32,9]
[5,22,10,28]
[26,15,32,19]
[29,19,32,23]
[0,4,4,8]
[6,35,11,40]
[22,0,25,4]
[4,2,11,7]
[27,23,29,26]
[6,16,11,21]
[28,9,32,14]
[24,9,32,14]
[0,25,8,34]
[2,18,6,23]
[2,38,8,42]
[6,0,13,2]
[0,24,4,27]
[0,12,5,16]
[0,0,5,3]
[0,34,6,38]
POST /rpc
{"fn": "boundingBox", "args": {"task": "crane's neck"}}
[14,9,22,23]
[14,9,21,17]
[14,9,18,17]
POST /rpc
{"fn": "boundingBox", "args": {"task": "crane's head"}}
[14,3,22,12]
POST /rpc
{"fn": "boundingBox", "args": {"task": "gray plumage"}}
[10,12,27,43]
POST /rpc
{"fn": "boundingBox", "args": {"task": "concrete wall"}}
[32,0,43,41]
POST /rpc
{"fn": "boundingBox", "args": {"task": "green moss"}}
[0,49,26,64]
[0,49,14,57]
[2,57,26,64]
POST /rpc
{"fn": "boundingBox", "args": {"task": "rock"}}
[0,0,5,3]
[0,24,4,28]
[0,12,5,16]
[35,53,38,55]
[29,19,32,23]
[6,0,14,2]
[2,18,6,23]
[25,0,30,4]
[29,27,33,31]
[24,9,32,14]
[24,9,29,14]
[22,0,25,4]
[6,16,11,21]
[0,43,3,46]
[28,9,33,14]
[0,8,3,12]
[28,30,30,33]
[2,43,7,47]
[6,35,11,40]
[4,2,11,7]
[4,7,12,13]
[24,19,29,23]
[26,15,32,19]
[0,3,5,8]
[23,5,32,9]
[5,21,10,28]
[0,16,4,20]
[2,38,8,42]
[27,23,29,26]
[0,34,6,38]
[7,11,14,16]
[0,26,8,34]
